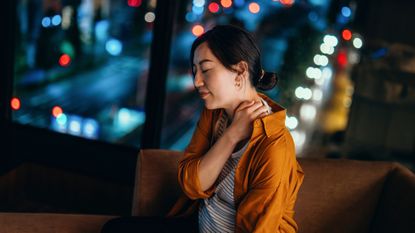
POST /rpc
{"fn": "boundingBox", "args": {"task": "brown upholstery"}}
[132,149,415,233]
[0,213,115,233]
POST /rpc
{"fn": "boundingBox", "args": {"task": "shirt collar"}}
[254,92,287,137]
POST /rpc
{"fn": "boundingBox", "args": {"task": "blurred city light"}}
[208,2,220,13]
[144,12,155,23]
[68,115,83,135]
[286,116,299,130]
[342,29,352,41]
[313,54,329,66]
[11,97,21,111]
[83,118,99,139]
[128,0,142,7]
[52,15,62,26]
[341,6,351,18]
[306,67,322,79]
[353,37,363,49]
[59,54,71,67]
[52,106,63,118]
[41,17,51,28]
[221,0,232,8]
[248,2,260,14]
[300,103,317,121]
[295,87,312,100]
[323,35,338,47]
[105,39,123,56]
[192,24,205,36]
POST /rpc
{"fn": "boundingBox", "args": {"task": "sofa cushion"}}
[294,158,394,233]
[0,213,116,233]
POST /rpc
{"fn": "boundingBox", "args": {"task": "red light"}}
[128,0,142,7]
[221,0,232,8]
[248,2,260,14]
[208,3,220,13]
[280,0,295,6]
[342,29,352,41]
[337,50,348,68]
[52,106,63,117]
[59,54,71,67]
[11,98,21,110]
[192,25,204,37]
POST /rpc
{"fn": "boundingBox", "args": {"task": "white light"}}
[285,116,299,130]
[300,104,316,121]
[295,87,312,100]
[68,116,82,135]
[144,12,155,23]
[320,43,334,55]
[193,0,205,7]
[321,67,333,80]
[353,37,363,49]
[312,88,323,102]
[313,54,329,66]
[306,67,322,79]
[323,35,338,47]
[295,87,304,99]
[118,108,131,125]
[291,130,306,151]
[52,15,62,26]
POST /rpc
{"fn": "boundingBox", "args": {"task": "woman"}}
[166,25,304,233]
[102,24,304,233]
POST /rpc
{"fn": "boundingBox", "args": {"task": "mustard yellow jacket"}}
[166,92,305,233]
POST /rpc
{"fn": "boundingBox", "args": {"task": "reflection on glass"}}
[13,0,157,147]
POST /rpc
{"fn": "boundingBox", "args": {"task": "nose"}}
[193,71,204,88]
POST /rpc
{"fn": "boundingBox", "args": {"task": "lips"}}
[199,92,210,99]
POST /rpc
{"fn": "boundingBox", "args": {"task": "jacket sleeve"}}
[177,106,217,200]
[235,134,299,233]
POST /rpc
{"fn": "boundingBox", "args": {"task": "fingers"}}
[234,100,257,112]
[251,105,270,120]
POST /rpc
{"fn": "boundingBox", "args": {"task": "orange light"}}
[248,2,260,14]
[52,106,63,117]
[192,25,204,37]
[208,2,220,13]
[280,0,295,6]
[59,54,71,67]
[221,0,232,8]
[342,29,352,41]
[11,97,21,110]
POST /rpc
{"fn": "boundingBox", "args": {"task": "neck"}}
[225,89,262,122]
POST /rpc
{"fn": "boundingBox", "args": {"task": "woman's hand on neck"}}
[225,89,262,122]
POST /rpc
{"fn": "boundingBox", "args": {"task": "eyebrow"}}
[193,59,214,66]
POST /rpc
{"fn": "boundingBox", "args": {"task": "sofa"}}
[1,149,414,233]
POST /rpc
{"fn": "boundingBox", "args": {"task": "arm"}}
[235,134,300,233]
[178,107,238,200]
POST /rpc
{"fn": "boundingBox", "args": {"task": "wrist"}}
[223,126,239,146]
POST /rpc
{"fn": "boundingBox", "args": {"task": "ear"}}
[233,60,249,84]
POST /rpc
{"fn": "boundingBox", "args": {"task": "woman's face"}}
[192,42,240,110]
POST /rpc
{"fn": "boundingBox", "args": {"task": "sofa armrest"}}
[370,163,415,233]
[0,213,117,233]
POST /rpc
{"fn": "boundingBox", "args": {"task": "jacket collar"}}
[254,92,287,137]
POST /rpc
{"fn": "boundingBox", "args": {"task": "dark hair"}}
[190,24,277,91]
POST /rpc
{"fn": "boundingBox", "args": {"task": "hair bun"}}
[257,71,278,91]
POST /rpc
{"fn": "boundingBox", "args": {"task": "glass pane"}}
[13,0,158,147]
[161,0,336,155]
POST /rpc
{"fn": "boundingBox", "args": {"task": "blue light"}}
[42,17,51,27]
[341,7,351,17]
[234,0,245,7]
[185,12,197,22]
[105,39,123,56]
[308,12,318,22]
[192,5,204,15]
[83,118,99,139]
[52,15,62,26]
[57,113,67,125]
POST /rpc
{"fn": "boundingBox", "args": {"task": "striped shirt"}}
[199,97,272,233]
